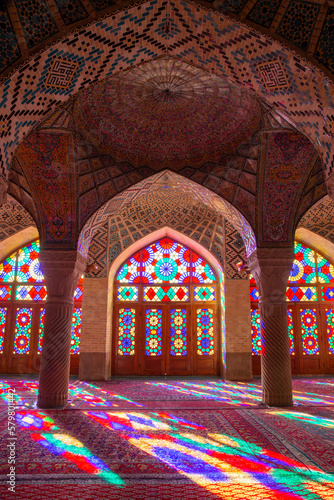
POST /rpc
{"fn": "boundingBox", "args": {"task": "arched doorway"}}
[113,237,220,376]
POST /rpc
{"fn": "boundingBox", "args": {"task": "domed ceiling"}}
[74,57,262,169]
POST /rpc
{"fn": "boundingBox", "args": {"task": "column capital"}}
[248,247,294,304]
[39,249,87,302]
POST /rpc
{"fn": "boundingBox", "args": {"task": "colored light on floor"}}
[269,411,334,429]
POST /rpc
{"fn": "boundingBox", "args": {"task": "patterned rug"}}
[1,377,334,499]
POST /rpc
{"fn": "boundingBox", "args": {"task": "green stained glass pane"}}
[197,308,214,355]
[117,286,138,301]
[170,308,187,356]
[118,308,135,355]
[0,307,7,353]
[194,286,215,301]
[145,309,162,356]
[0,252,17,282]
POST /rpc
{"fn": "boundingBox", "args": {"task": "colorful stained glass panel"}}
[170,308,187,356]
[16,285,47,301]
[289,243,316,284]
[250,287,259,302]
[251,309,261,355]
[71,308,81,354]
[249,273,256,285]
[321,287,334,301]
[142,238,191,283]
[143,286,188,302]
[13,308,32,354]
[0,253,16,282]
[325,309,334,355]
[74,285,83,301]
[286,286,316,302]
[192,253,215,284]
[38,308,45,354]
[0,307,7,353]
[145,309,162,356]
[300,308,319,355]
[118,308,135,355]
[117,286,138,301]
[0,285,11,300]
[194,287,215,301]
[196,308,214,355]
[287,309,295,355]
[316,255,334,283]
[16,241,44,282]
[116,253,141,283]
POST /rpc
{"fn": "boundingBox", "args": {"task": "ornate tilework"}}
[89,0,116,10]
[54,0,88,26]
[277,1,320,51]
[257,60,289,91]
[314,7,334,73]
[44,59,79,89]
[247,0,281,28]
[0,196,36,242]
[0,6,21,74]
[225,220,247,280]
[15,0,59,49]
[216,0,248,14]
[299,196,334,243]
[86,223,108,278]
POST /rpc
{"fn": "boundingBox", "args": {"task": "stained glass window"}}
[287,309,295,355]
[0,253,16,282]
[196,308,214,355]
[116,238,216,285]
[142,239,191,284]
[300,309,319,355]
[194,287,215,301]
[251,309,261,355]
[16,285,47,301]
[71,308,81,355]
[286,287,316,302]
[0,239,83,364]
[118,308,135,355]
[0,307,7,354]
[170,309,187,356]
[250,287,259,302]
[16,241,44,282]
[145,309,162,356]
[117,253,141,283]
[321,287,334,301]
[143,287,188,302]
[13,308,32,354]
[117,286,138,301]
[192,252,215,283]
[0,285,11,300]
[289,243,316,284]
[325,309,334,355]
[316,256,334,283]
[38,308,45,354]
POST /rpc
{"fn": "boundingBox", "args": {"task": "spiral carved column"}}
[37,250,86,409]
[248,247,294,407]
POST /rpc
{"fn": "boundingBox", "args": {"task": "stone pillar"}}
[0,177,7,206]
[225,279,252,380]
[248,247,294,407]
[37,250,86,408]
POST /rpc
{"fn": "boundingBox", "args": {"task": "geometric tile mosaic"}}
[54,0,88,26]
[1,0,334,188]
[15,0,59,49]
[298,196,334,244]
[314,7,334,73]
[44,59,79,89]
[0,6,21,73]
[247,0,281,28]
[257,60,289,91]
[224,220,247,280]
[277,1,320,51]
[0,196,35,242]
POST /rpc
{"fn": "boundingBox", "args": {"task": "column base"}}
[37,394,68,409]
[262,391,293,407]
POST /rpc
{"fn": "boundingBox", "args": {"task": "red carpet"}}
[0,377,334,499]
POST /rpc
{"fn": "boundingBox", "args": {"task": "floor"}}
[0,376,334,499]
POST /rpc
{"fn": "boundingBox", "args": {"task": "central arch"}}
[109,228,224,377]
